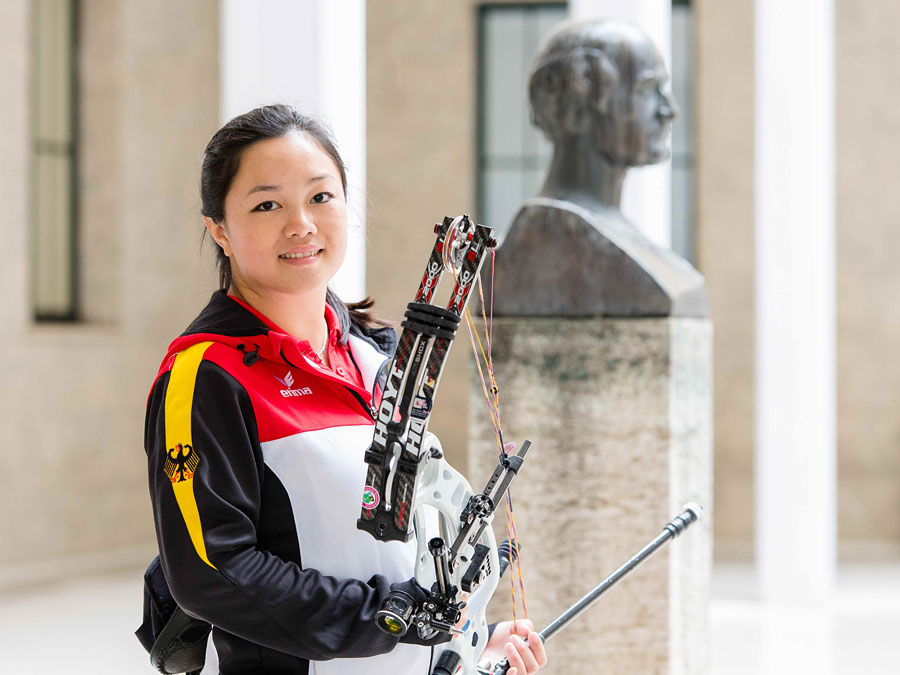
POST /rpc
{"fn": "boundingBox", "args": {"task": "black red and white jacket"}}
[145,290,447,674]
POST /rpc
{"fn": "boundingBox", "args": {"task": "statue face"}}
[594,43,677,167]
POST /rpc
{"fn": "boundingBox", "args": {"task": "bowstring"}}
[454,247,529,628]
[475,255,526,626]
[486,251,530,621]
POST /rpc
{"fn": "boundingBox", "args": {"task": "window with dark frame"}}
[31,0,79,321]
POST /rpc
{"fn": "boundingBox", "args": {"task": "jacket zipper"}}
[346,387,376,420]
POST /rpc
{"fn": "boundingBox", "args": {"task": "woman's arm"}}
[146,347,441,660]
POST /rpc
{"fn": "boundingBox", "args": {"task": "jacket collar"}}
[159,291,395,405]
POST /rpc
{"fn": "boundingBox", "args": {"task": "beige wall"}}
[836,0,900,552]
[695,0,756,556]
[367,0,481,472]
[0,0,219,588]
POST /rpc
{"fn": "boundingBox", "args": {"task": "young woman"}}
[145,105,548,675]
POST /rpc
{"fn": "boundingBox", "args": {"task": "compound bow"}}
[357,215,527,675]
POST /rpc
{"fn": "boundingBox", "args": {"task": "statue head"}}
[529,19,677,167]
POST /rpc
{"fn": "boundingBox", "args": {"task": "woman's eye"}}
[253,201,279,212]
[311,192,334,204]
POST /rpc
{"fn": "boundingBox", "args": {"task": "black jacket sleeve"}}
[146,358,444,661]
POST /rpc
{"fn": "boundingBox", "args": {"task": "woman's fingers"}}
[505,641,527,673]
[503,625,547,674]
[513,635,541,673]
[527,631,548,667]
[505,638,540,675]
[512,619,535,637]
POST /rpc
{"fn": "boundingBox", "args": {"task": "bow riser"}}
[413,453,500,675]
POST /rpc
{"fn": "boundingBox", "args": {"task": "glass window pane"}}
[32,0,77,319]
[671,165,694,263]
[34,0,74,144]
[670,0,695,264]
[536,5,568,41]
[523,167,546,203]
[522,6,568,159]
[482,11,527,158]
[33,154,73,316]
[483,167,528,242]
[671,2,694,156]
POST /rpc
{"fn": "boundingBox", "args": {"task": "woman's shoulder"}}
[148,339,253,408]
[349,321,398,358]
[151,292,272,382]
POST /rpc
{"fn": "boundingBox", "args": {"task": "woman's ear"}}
[204,216,232,257]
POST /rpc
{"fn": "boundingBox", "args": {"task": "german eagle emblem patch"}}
[164,443,199,484]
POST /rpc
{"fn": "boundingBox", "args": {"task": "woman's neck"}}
[229,282,329,354]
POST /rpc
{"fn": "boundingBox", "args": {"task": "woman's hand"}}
[480,619,548,675]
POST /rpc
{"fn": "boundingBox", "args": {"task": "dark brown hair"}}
[200,104,388,339]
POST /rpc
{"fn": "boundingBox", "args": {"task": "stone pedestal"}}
[470,317,712,675]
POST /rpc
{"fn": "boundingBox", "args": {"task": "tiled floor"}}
[0,563,898,674]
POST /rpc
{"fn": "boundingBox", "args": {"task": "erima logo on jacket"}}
[275,371,313,398]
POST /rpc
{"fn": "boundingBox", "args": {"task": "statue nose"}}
[660,90,679,121]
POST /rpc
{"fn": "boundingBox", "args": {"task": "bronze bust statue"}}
[493,19,709,317]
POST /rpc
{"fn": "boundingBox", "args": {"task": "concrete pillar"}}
[755,0,836,603]
[569,0,672,249]
[219,0,367,301]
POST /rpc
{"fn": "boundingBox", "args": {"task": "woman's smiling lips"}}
[279,245,323,264]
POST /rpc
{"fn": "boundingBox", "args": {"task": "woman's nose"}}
[284,209,317,237]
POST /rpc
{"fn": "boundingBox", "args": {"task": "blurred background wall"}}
[0,0,219,589]
[834,0,900,557]
[0,0,898,592]
[694,0,755,559]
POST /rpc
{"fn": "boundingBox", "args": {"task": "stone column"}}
[470,318,711,675]
[755,0,836,605]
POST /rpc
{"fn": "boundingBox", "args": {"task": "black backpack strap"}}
[149,605,211,674]
[136,556,211,674]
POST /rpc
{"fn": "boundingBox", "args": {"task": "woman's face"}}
[206,132,348,303]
